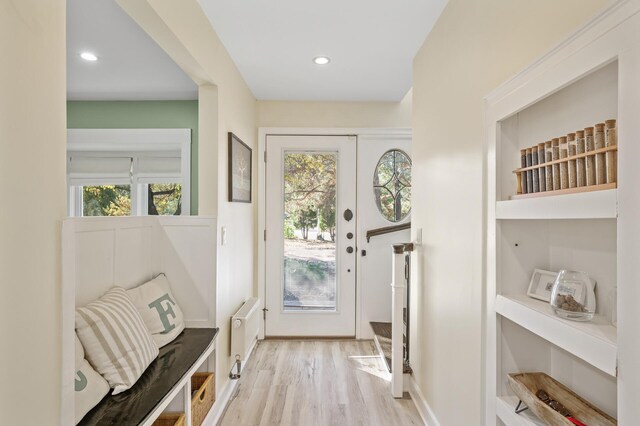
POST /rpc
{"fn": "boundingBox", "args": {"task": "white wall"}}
[257,90,412,128]
[119,0,257,397]
[0,0,66,423]
[410,0,611,424]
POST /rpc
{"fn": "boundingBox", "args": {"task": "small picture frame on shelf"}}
[527,269,558,302]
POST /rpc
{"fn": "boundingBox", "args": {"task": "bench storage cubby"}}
[191,373,215,426]
[153,413,186,426]
[79,328,218,425]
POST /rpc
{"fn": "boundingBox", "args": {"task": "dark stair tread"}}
[370,321,412,374]
[370,321,407,344]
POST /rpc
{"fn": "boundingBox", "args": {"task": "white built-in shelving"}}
[485,1,640,425]
[495,189,617,220]
[496,294,617,376]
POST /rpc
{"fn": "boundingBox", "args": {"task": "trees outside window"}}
[83,185,131,216]
[147,183,182,215]
[282,152,338,311]
[319,203,336,242]
[79,183,182,217]
[283,153,336,240]
[293,207,318,240]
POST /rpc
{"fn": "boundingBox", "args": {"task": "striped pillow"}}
[75,287,159,395]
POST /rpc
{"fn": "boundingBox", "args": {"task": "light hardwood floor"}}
[219,340,424,426]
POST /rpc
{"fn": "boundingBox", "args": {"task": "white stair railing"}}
[391,242,414,398]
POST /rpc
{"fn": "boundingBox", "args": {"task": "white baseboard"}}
[408,376,440,426]
[203,375,239,426]
[241,337,258,372]
[403,373,413,392]
[202,337,259,426]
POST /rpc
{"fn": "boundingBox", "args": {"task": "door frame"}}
[257,127,412,339]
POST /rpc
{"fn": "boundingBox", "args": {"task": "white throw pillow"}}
[75,333,84,371]
[76,287,159,395]
[75,334,109,424]
[127,274,185,348]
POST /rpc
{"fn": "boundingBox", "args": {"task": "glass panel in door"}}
[283,152,337,311]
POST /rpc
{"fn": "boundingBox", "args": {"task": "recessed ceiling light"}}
[80,52,98,62]
[313,56,330,65]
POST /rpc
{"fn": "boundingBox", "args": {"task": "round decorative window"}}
[373,149,411,222]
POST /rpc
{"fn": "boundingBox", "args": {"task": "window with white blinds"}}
[66,129,191,217]
[137,156,181,178]
[68,156,133,181]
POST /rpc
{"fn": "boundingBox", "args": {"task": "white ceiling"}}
[67,0,447,102]
[66,0,197,101]
[198,0,448,101]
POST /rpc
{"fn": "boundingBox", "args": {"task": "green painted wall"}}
[67,100,199,214]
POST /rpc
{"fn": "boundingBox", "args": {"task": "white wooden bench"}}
[61,216,218,426]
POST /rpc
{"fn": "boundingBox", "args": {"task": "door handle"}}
[343,209,353,221]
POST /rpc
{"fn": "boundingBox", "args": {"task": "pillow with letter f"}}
[127,274,185,348]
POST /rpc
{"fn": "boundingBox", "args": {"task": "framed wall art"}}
[228,132,252,203]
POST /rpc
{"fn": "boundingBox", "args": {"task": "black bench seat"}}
[79,327,219,426]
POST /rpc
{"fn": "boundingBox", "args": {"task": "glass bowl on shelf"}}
[550,270,596,321]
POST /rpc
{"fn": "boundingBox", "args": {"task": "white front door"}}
[265,135,357,337]
[357,136,411,339]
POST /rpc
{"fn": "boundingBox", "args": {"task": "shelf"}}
[495,294,617,376]
[496,189,617,219]
[497,395,545,426]
[510,183,616,200]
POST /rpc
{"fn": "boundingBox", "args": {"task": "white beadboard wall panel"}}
[114,224,156,288]
[73,218,157,306]
[74,229,116,306]
[158,217,217,327]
